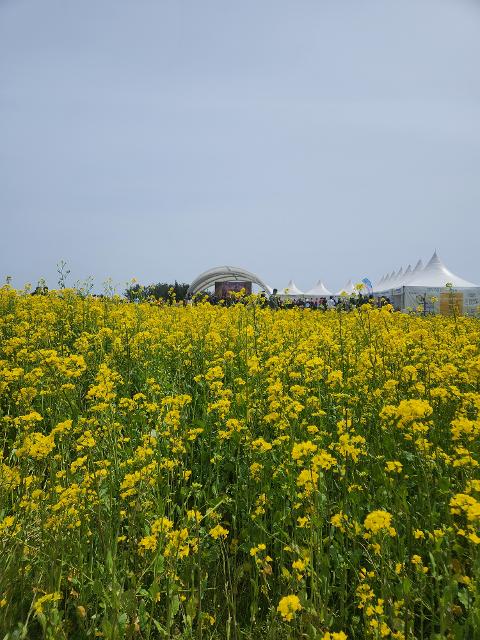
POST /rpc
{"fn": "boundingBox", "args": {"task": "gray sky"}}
[1,0,480,292]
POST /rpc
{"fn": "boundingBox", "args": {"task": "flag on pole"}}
[362,278,373,294]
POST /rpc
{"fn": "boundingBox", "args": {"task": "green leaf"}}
[458,588,470,609]
[155,553,165,573]
[152,619,167,637]
[186,596,198,621]
[106,549,113,573]
[402,577,412,595]
[170,594,180,618]
[148,581,160,602]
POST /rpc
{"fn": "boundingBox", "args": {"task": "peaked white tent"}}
[401,259,423,286]
[412,258,424,273]
[376,252,479,316]
[375,271,395,292]
[390,267,404,289]
[279,280,304,297]
[306,280,333,297]
[376,261,421,293]
[383,271,397,290]
[336,279,355,296]
[407,251,478,288]
[398,264,412,286]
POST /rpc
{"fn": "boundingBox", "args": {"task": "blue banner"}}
[362,278,373,294]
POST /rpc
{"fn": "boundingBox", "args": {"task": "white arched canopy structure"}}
[187,266,271,297]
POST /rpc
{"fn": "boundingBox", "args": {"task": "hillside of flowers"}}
[1,286,479,639]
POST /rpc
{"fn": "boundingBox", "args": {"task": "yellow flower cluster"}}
[16,432,55,459]
[363,510,395,535]
[277,594,302,621]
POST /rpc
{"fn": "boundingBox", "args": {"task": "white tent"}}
[412,258,424,273]
[406,251,478,288]
[305,280,333,297]
[391,267,404,289]
[376,261,421,292]
[401,259,423,286]
[336,279,355,296]
[187,265,272,296]
[384,271,397,289]
[375,271,395,292]
[398,264,412,286]
[279,280,304,297]
[385,252,480,316]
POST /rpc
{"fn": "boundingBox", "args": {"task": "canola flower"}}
[209,524,229,540]
[363,510,395,535]
[277,594,302,621]
[0,286,480,638]
[33,592,62,616]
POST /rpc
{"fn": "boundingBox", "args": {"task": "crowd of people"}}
[266,291,391,310]
[29,282,392,312]
[191,289,392,310]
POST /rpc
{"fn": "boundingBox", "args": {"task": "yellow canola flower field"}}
[0,287,480,639]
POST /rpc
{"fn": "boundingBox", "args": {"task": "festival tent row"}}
[374,252,480,315]
[278,279,357,298]
[278,252,479,315]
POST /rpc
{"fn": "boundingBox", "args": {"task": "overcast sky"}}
[1,0,480,292]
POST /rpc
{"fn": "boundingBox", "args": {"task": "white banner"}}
[401,287,480,316]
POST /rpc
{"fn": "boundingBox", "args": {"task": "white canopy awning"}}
[376,261,420,291]
[336,279,355,296]
[279,280,304,296]
[406,252,478,288]
[398,264,412,286]
[392,267,404,288]
[305,280,332,296]
[401,259,423,286]
[376,270,396,291]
